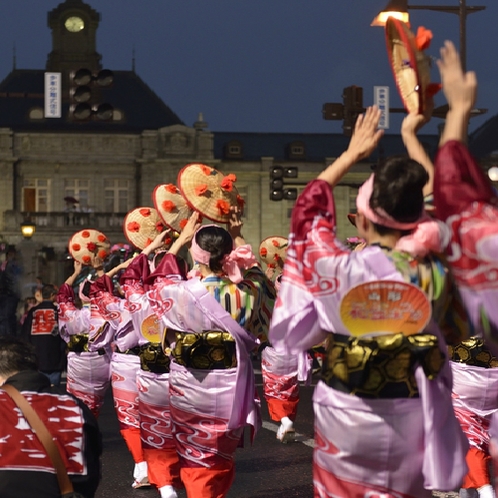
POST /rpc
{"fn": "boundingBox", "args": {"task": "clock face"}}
[65,16,85,33]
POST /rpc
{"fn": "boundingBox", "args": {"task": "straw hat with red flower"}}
[259,236,288,269]
[68,229,111,265]
[123,207,173,250]
[385,18,440,115]
[177,163,245,223]
[152,183,193,233]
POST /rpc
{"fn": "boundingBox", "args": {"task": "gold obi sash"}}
[67,334,106,355]
[172,331,237,370]
[138,343,171,374]
[322,332,445,399]
[448,336,498,368]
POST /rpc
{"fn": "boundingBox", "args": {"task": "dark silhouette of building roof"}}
[0,69,184,133]
[213,131,440,163]
[469,115,498,159]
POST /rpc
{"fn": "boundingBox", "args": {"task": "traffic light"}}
[342,85,363,136]
[70,68,114,121]
[269,166,298,201]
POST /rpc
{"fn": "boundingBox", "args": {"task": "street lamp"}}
[20,219,36,239]
[371,0,486,71]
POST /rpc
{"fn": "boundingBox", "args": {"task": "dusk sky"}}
[0,0,496,136]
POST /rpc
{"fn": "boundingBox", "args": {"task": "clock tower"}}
[46,0,102,73]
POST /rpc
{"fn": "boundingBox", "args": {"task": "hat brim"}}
[123,207,167,250]
[258,236,288,267]
[68,229,111,265]
[386,18,431,115]
[178,163,242,224]
[347,213,357,226]
[152,183,193,233]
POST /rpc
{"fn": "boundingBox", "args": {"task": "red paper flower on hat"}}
[145,238,153,247]
[260,247,268,257]
[82,255,91,264]
[97,234,106,243]
[72,243,81,252]
[195,184,208,196]
[155,222,164,232]
[221,174,237,192]
[98,250,108,259]
[162,200,176,213]
[236,195,245,208]
[426,83,442,98]
[127,221,140,233]
[165,184,178,194]
[268,263,276,269]
[216,199,230,215]
[87,242,97,252]
[164,237,172,246]
[200,165,213,175]
[274,254,282,262]
[140,208,151,217]
[82,230,90,238]
[415,26,433,51]
[179,219,188,229]
[272,239,280,247]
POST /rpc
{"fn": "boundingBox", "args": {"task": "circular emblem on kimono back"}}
[340,280,431,337]
[141,314,162,343]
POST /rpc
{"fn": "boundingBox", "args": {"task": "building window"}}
[23,179,51,212]
[223,140,243,159]
[104,179,129,213]
[286,141,306,159]
[29,108,44,120]
[64,179,89,211]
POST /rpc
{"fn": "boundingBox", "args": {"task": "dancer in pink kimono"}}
[118,248,187,498]
[86,261,151,489]
[145,210,275,498]
[259,237,311,443]
[269,104,469,497]
[57,260,111,418]
[431,41,498,498]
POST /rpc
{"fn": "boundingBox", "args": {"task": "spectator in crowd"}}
[0,336,102,498]
[21,284,66,386]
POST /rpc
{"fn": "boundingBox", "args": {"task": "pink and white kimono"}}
[147,254,270,498]
[86,275,146,468]
[119,253,181,490]
[269,179,469,498]
[433,141,498,346]
[57,283,111,418]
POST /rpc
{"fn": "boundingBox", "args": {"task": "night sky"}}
[0,0,496,136]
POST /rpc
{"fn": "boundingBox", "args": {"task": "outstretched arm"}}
[401,111,434,197]
[437,40,477,146]
[227,205,245,248]
[318,106,384,187]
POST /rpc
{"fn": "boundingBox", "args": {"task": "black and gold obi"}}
[67,334,106,355]
[322,332,445,398]
[448,336,498,368]
[139,343,171,374]
[172,331,237,370]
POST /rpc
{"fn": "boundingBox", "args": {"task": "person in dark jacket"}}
[0,336,102,498]
[21,283,66,386]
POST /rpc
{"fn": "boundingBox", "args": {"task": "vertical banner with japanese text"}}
[44,72,61,118]
[374,86,389,130]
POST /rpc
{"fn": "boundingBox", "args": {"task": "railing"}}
[5,211,127,232]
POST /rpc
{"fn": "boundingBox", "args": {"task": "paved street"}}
[92,365,460,498]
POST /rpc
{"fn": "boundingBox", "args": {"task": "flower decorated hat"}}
[177,163,244,223]
[123,207,171,250]
[68,229,111,265]
[385,17,440,114]
[152,183,193,233]
[259,236,288,269]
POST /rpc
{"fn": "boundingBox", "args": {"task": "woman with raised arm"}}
[269,106,469,497]
[146,208,275,498]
